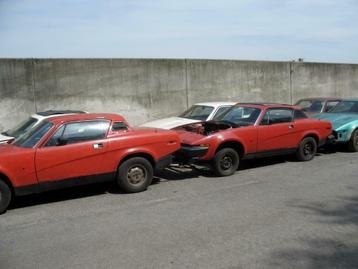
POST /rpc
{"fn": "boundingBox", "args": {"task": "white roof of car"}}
[194,102,237,107]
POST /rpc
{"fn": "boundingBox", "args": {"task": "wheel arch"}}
[117,152,156,170]
[0,172,14,194]
[215,140,245,158]
[348,126,358,140]
[302,133,319,145]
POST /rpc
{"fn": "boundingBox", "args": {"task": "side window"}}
[260,112,270,125]
[62,121,109,145]
[46,120,110,146]
[112,121,128,131]
[294,109,308,120]
[325,101,340,112]
[260,109,293,125]
[45,125,65,147]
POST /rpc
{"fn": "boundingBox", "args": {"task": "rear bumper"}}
[174,145,209,162]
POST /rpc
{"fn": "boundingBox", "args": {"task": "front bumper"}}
[174,144,209,162]
[325,134,336,145]
[332,129,351,143]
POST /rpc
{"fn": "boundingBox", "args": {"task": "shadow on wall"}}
[268,194,358,269]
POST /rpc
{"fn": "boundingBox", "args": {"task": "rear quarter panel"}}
[101,129,180,171]
[293,118,332,146]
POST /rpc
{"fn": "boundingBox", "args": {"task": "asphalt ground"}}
[1,146,358,269]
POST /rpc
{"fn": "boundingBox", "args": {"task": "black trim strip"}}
[243,148,297,160]
[14,172,116,196]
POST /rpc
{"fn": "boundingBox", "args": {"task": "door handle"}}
[93,143,104,149]
[288,124,294,129]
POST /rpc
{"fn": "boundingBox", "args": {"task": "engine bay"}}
[175,120,237,136]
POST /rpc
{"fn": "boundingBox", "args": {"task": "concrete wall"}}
[1,58,358,131]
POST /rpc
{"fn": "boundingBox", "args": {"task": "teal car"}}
[312,99,358,152]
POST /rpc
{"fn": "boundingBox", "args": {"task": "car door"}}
[35,120,111,185]
[257,108,297,152]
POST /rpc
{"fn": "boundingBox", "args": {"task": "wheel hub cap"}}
[303,143,313,156]
[127,166,146,185]
[220,156,233,170]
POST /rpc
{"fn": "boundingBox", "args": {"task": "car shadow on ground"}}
[266,190,358,269]
[8,182,124,211]
[7,144,348,211]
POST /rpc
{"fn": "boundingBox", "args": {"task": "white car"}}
[141,102,236,129]
[0,110,87,144]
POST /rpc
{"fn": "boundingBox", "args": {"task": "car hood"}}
[313,113,358,129]
[0,143,24,156]
[140,117,201,130]
[0,133,14,144]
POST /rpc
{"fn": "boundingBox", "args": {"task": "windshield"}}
[215,106,261,126]
[295,100,323,113]
[328,101,358,113]
[180,105,214,121]
[4,117,39,138]
[13,120,53,148]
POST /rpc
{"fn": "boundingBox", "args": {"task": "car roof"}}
[46,113,126,124]
[194,102,237,107]
[235,102,301,109]
[296,97,342,101]
[36,110,87,117]
[341,98,358,102]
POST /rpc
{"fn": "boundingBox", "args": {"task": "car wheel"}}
[213,148,240,177]
[117,157,153,193]
[296,137,317,161]
[348,129,358,152]
[0,180,11,215]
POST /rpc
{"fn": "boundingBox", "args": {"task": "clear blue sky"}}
[0,0,357,63]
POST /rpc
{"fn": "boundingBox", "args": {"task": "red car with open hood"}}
[174,103,333,176]
[0,113,180,214]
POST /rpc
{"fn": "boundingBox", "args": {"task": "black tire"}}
[213,148,240,177]
[296,137,317,161]
[0,180,12,215]
[117,157,153,193]
[348,129,358,152]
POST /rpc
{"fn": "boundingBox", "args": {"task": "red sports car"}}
[174,103,333,176]
[0,113,180,214]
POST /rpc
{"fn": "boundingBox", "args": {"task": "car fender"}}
[0,166,16,188]
[346,121,358,140]
[298,130,321,145]
[202,134,247,159]
[114,146,157,166]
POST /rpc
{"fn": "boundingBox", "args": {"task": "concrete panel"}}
[291,63,358,103]
[33,59,187,125]
[186,60,291,105]
[0,58,358,131]
[0,59,36,132]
